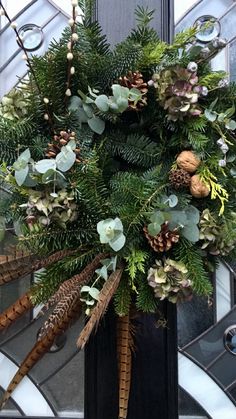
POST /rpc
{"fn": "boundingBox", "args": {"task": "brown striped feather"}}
[77,268,123,349]
[38,287,81,339]
[117,313,134,419]
[0,292,33,330]
[0,291,82,409]
[47,253,108,307]
[0,249,78,285]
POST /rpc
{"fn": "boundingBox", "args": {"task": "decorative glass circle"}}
[224,325,236,355]
[194,16,221,43]
[18,24,44,51]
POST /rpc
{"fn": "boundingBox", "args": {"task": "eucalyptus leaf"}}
[18,148,31,162]
[83,103,94,118]
[168,211,187,230]
[230,168,236,177]
[129,87,142,103]
[68,95,82,111]
[148,222,161,237]
[35,159,56,174]
[95,95,109,112]
[114,217,123,231]
[150,211,165,225]
[112,84,129,100]
[42,169,56,184]
[88,116,105,134]
[185,205,200,224]
[81,285,91,293]
[66,139,76,151]
[168,194,178,208]
[182,224,200,242]
[116,97,129,113]
[56,149,76,172]
[225,119,236,131]
[227,154,236,163]
[15,165,29,186]
[204,109,217,122]
[95,265,108,280]
[109,233,126,251]
[75,108,89,123]
[88,287,100,300]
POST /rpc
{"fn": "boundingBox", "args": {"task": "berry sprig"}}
[65,0,80,101]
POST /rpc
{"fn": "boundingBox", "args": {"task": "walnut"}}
[190,175,210,198]
[176,151,200,173]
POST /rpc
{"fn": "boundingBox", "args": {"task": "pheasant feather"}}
[117,313,134,419]
[38,287,81,339]
[0,249,78,285]
[0,293,82,409]
[0,292,33,330]
[77,268,123,349]
[47,253,108,307]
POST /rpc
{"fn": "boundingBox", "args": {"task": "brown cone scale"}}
[143,222,180,252]
[169,168,191,189]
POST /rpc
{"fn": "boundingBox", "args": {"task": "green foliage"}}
[31,247,97,304]
[136,275,158,312]
[125,249,148,281]
[97,41,142,90]
[0,117,38,163]
[128,6,159,46]
[2,5,236,323]
[181,118,210,151]
[105,133,161,167]
[199,71,227,89]
[174,239,213,296]
[172,27,198,49]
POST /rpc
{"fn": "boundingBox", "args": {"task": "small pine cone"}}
[143,223,180,253]
[45,130,82,163]
[119,71,148,109]
[169,169,191,189]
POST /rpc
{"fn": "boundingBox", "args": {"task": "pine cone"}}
[45,131,82,163]
[169,168,191,189]
[119,71,148,109]
[143,223,180,252]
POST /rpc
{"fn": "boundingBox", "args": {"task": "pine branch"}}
[105,133,161,168]
[174,239,213,296]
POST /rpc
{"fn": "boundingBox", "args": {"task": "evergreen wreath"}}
[0,1,236,416]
